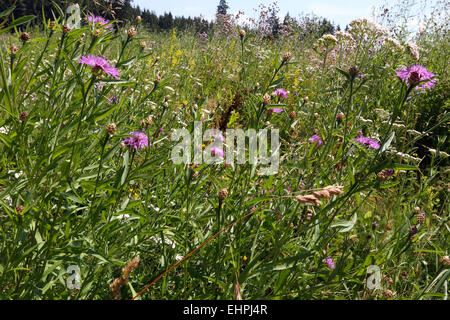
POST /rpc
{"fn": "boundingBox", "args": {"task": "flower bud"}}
[19,32,30,42]
[19,111,29,122]
[218,188,228,200]
[440,256,450,266]
[105,123,117,135]
[262,93,271,105]
[127,27,136,38]
[9,45,18,55]
[348,66,359,78]
[282,51,292,61]
[62,24,71,33]
[16,205,24,214]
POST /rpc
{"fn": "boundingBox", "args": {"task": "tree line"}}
[0,0,338,38]
[0,0,214,33]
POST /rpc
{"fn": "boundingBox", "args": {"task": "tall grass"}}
[0,1,448,300]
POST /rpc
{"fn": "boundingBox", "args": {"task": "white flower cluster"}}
[407,129,426,137]
[315,34,338,51]
[335,31,355,43]
[387,149,421,162]
[406,42,420,60]
[349,17,389,37]
[374,108,391,120]
[384,37,404,53]
[356,116,374,124]
[428,149,449,158]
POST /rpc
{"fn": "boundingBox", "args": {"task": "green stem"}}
[68,74,96,174]
[88,133,110,217]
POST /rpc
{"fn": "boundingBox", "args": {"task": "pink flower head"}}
[396,65,438,91]
[86,15,113,30]
[107,96,120,104]
[309,134,323,146]
[78,55,120,79]
[354,135,380,149]
[210,146,225,158]
[323,257,335,270]
[272,88,288,99]
[122,131,149,151]
[269,107,283,113]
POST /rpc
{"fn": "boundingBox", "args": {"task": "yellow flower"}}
[243,255,247,261]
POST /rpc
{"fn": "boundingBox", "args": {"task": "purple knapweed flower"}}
[107,96,120,104]
[86,15,113,30]
[323,257,335,270]
[210,146,225,158]
[122,131,149,151]
[396,65,438,91]
[272,88,288,99]
[269,107,283,113]
[309,134,323,146]
[354,135,380,149]
[78,55,120,79]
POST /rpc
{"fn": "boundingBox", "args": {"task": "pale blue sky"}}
[132,0,387,28]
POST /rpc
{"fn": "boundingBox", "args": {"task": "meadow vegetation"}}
[0,0,448,299]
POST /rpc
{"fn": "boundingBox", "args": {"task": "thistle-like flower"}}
[354,135,380,149]
[78,55,120,79]
[396,65,438,91]
[122,131,149,151]
[86,15,113,30]
[272,88,288,99]
[309,134,323,146]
